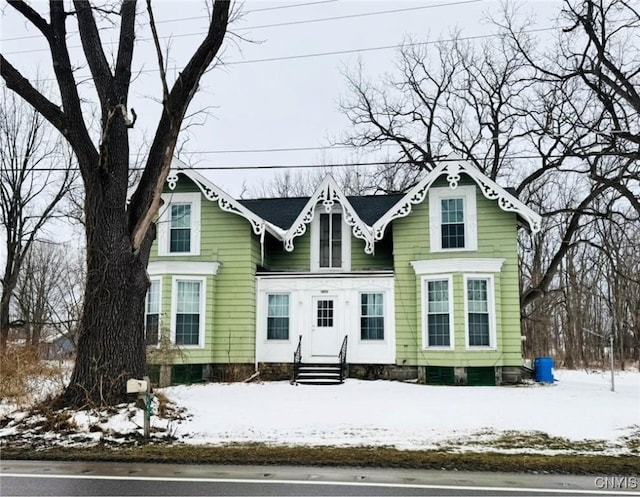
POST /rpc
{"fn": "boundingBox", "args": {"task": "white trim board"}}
[411,258,505,274]
[148,261,221,276]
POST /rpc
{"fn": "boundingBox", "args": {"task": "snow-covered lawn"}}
[1,369,638,455]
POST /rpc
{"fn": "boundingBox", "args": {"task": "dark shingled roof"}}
[239,194,405,230]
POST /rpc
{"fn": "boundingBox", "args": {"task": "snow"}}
[1,369,638,454]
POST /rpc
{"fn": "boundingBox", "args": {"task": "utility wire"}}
[21,152,640,172]
[2,0,487,56]
[0,0,341,43]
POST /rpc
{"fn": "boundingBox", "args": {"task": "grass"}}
[2,442,638,475]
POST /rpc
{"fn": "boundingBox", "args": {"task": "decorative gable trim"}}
[372,154,542,239]
[283,175,375,254]
[166,158,286,240]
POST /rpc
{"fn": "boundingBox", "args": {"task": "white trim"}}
[310,205,352,272]
[372,153,542,238]
[148,261,220,276]
[429,185,477,252]
[157,192,201,256]
[284,175,374,254]
[463,274,497,350]
[421,275,455,350]
[170,276,206,349]
[411,258,505,275]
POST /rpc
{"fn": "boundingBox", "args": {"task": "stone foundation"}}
[347,364,419,381]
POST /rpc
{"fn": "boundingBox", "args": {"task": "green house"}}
[146,156,541,386]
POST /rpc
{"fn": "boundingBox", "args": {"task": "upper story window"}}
[158,192,201,256]
[429,186,477,252]
[311,206,351,271]
[319,213,342,268]
[170,203,192,253]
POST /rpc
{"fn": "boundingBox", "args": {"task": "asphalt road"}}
[1,460,639,496]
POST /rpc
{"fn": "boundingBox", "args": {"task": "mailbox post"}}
[127,376,152,439]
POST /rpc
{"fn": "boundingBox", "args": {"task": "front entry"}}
[311,295,340,357]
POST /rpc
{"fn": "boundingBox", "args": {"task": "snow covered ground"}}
[1,369,638,454]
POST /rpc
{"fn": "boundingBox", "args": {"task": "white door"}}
[311,296,340,357]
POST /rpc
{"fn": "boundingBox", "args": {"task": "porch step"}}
[295,363,344,385]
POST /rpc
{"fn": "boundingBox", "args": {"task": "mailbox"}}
[126,378,148,394]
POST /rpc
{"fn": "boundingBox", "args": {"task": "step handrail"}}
[338,335,348,383]
[293,334,302,384]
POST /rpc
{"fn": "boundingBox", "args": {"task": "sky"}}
[0,0,563,197]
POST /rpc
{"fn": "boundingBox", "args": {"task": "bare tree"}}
[0,88,75,352]
[1,0,232,407]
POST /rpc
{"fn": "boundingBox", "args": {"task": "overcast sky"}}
[1,0,562,197]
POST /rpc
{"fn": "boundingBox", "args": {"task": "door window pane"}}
[317,299,334,327]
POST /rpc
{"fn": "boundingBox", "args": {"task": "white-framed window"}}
[464,275,496,349]
[171,277,206,347]
[145,277,161,346]
[360,293,384,340]
[422,276,454,349]
[429,186,477,252]
[157,192,201,256]
[267,293,290,340]
[310,205,351,271]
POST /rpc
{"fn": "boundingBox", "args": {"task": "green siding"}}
[393,179,522,368]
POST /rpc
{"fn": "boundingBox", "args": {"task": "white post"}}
[609,333,615,393]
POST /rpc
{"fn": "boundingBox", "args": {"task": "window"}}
[441,198,465,249]
[319,213,342,268]
[466,277,491,347]
[175,280,201,346]
[316,299,334,327]
[311,206,351,271]
[158,192,201,256]
[145,279,160,346]
[267,294,289,340]
[170,203,191,253]
[361,293,384,340]
[425,279,452,348]
[429,186,477,252]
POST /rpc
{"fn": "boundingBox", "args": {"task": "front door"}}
[311,296,340,357]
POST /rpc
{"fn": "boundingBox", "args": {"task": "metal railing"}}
[292,335,302,384]
[338,335,348,383]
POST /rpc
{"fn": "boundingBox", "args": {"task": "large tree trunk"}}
[56,173,153,407]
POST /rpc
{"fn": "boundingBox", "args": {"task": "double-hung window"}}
[311,206,351,271]
[466,277,492,348]
[175,280,202,346]
[145,278,161,346]
[429,186,477,252]
[360,293,384,340]
[267,294,290,340]
[170,203,191,253]
[158,192,201,256]
[425,278,453,348]
[319,212,342,268]
[441,198,465,249]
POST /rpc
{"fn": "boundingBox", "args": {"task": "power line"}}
[0,0,341,43]
[21,152,640,172]
[2,0,487,56]
[12,26,558,83]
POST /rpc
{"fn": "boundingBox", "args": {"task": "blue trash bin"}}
[534,356,555,383]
